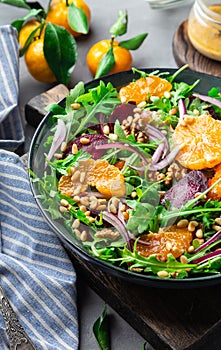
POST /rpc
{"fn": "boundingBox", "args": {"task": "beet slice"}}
[161,170,208,208]
[63,134,108,159]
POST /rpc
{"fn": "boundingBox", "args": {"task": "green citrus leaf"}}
[26,1,44,10]
[11,8,43,33]
[109,10,128,37]
[0,0,30,8]
[93,305,110,350]
[68,3,89,34]
[119,33,148,50]
[95,47,115,79]
[44,23,78,86]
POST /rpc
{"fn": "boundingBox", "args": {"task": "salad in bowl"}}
[29,66,221,286]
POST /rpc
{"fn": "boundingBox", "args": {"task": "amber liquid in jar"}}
[188,0,221,61]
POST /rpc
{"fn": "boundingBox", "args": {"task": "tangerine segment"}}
[58,159,95,197]
[208,163,221,200]
[89,159,126,198]
[136,226,193,261]
[173,114,221,170]
[119,76,172,105]
[58,158,126,198]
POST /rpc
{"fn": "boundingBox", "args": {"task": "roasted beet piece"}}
[109,103,135,131]
[63,134,108,159]
[161,170,208,208]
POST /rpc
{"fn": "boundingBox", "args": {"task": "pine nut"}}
[80,231,87,241]
[166,242,172,251]
[75,229,81,237]
[71,170,80,181]
[212,225,221,232]
[72,144,78,155]
[137,101,146,108]
[164,91,171,99]
[195,228,203,238]
[90,200,98,209]
[80,137,90,145]
[177,219,189,228]
[79,205,86,212]
[72,219,80,229]
[188,246,195,253]
[103,124,110,135]
[157,270,169,278]
[97,204,107,211]
[109,204,117,214]
[54,153,63,159]
[180,255,188,264]
[59,205,67,213]
[215,218,221,226]
[60,141,67,152]
[109,133,118,141]
[71,103,81,110]
[73,195,80,202]
[80,196,89,206]
[188,221,198,232]
[80,172,86,183]
[60,199,69,207]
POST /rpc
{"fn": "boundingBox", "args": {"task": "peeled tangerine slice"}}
[172,114,221,170]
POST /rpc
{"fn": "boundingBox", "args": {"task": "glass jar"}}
[188,0,221,61]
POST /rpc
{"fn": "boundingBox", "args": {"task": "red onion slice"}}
[193,93,221,109]
[192,250,221,264]
[47,119,66,162]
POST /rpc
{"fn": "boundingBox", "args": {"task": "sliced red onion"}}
[130,145,180,172]
[193,93,221,109]
[151,142,166,165]
[194,230,221,254]
[102,211,133,250]
[148,124,169,158]
[192,250,221,264]
[149,145,180,171]
[95,142,149,167]
[178,98,187,118]
[46,119,66,162]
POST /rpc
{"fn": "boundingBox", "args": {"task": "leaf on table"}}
[93,304,111,350]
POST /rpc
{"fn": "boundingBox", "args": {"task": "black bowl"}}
[29,68,221,289]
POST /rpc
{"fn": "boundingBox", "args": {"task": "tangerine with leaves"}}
[173,114,221,170]
[46,0,91,37]
[119,75,172,105]
[86,39,132,77]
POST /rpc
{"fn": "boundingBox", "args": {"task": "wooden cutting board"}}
[173,20,221,78]
[25,84,221,350]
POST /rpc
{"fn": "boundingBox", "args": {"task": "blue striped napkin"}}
[0,150,79,349]
[0,25,24,151]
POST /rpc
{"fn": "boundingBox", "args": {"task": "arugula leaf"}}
[93,305,110,350]
[48,150,91,175]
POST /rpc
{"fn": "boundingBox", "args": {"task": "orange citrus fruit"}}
[19,19,41,48]
[208,163,221,200]
[46,0,91,37]
[173,114,221,170]
[136,225,193,261]
[119,76,172,105]
[89,159,126,198]
[58,158,126,198]
[86,39,132,76]
[25,37,56,83]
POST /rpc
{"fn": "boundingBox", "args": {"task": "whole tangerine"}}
[25,37,56,83]
[46,0,91,37]
[86,39,132,77]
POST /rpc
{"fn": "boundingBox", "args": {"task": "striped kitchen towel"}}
[0,25,24,151]
[0,150,79,350]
